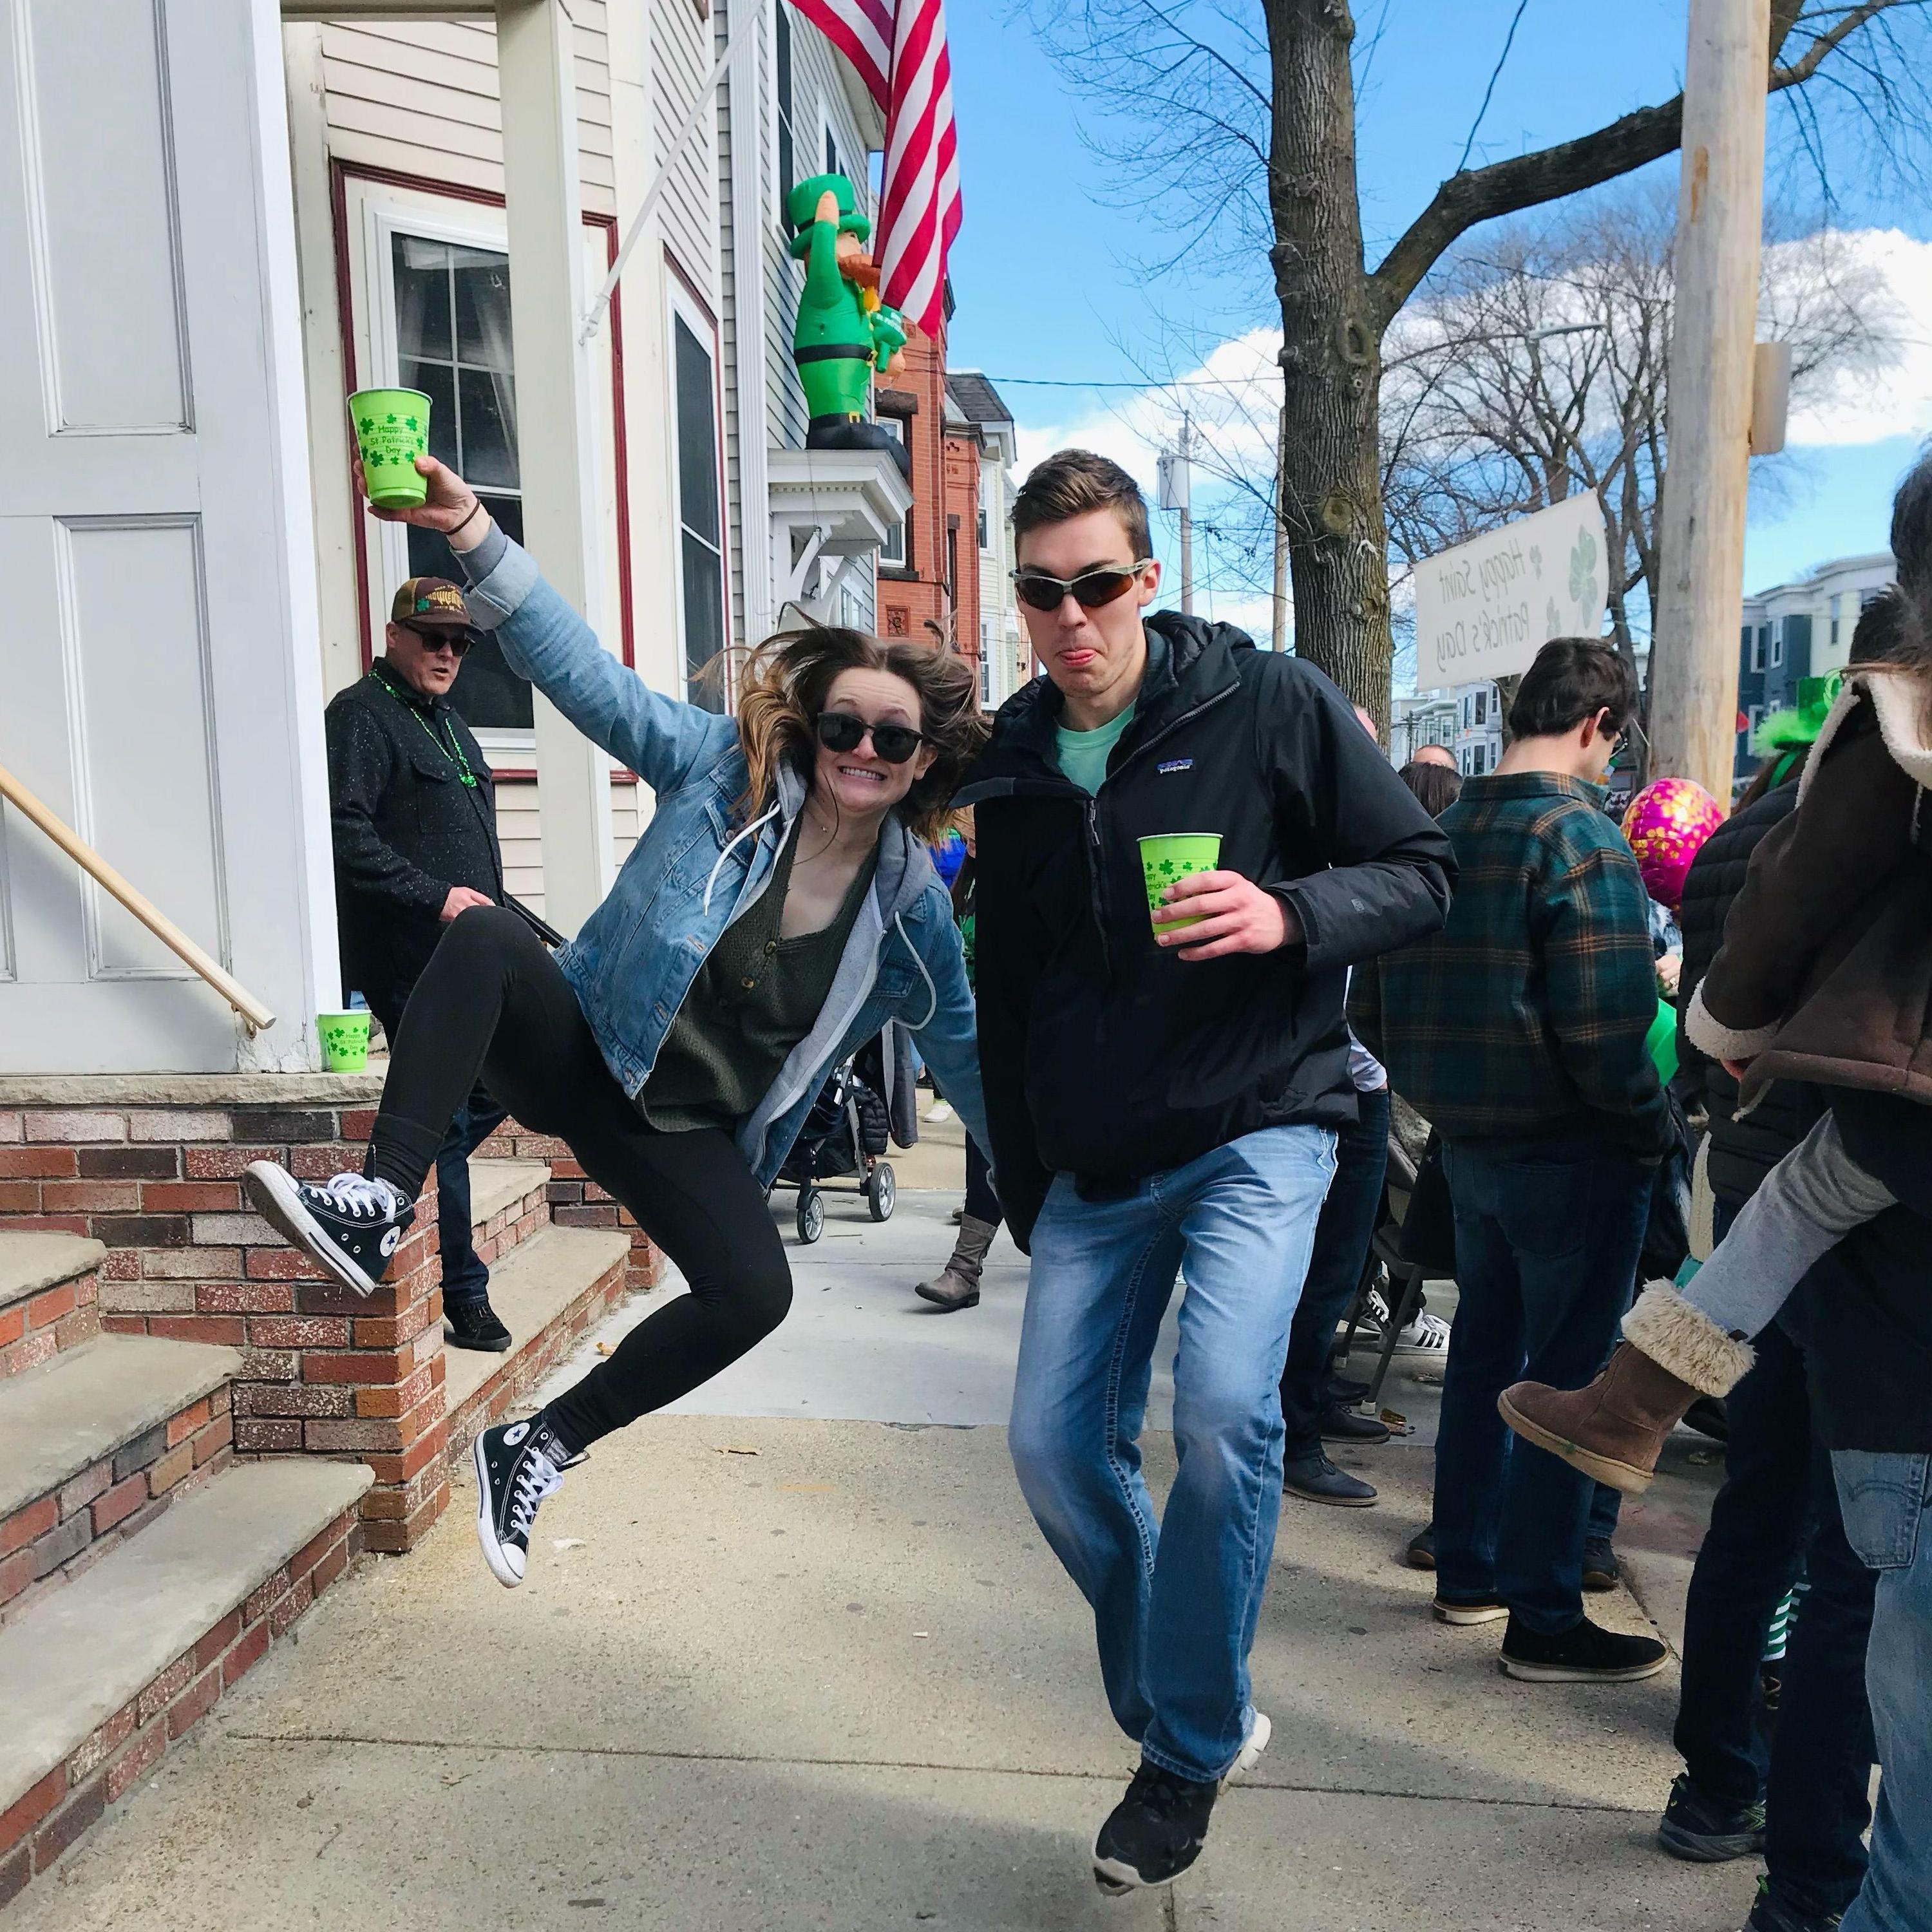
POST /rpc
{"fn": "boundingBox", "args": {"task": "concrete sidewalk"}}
[10,1191,1752,1932]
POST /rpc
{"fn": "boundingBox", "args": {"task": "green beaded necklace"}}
[373,664,481,788]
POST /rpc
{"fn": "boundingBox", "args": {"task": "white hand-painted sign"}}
[1412,493,1609,692]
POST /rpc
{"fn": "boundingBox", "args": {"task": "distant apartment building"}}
[1736,550,1894,786]
[1391,683,1499,775]
[945,371,1023,708]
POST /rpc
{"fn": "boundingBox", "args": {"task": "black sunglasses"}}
[404,623,475,658]
[1010,559,1153,614]
[815,710,929,764]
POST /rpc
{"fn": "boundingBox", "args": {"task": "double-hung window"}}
[670,298,727,710]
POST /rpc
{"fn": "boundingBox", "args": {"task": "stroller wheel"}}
[795,1186,825,1244]
[866,1162,895,1222]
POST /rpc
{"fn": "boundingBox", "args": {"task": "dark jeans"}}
[372,910,793,1450]
[367,993,507,1306]
[1279,1084,1390,1460]
[1676,1202,1876,1922]
[1435,1135,1651,1633]
[964,1132,1001,1227]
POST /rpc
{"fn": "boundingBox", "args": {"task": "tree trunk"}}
[1266,0,1392,726]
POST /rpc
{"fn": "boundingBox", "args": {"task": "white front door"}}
[0,0,333,1074]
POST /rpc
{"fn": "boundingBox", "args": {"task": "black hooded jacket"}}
[956,613,1455,1251]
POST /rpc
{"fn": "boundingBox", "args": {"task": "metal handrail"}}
[0,761,276,1036]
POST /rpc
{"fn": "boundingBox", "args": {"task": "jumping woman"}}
[245,455,990,1587]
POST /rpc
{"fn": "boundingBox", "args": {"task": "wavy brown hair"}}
[729,626,988,842]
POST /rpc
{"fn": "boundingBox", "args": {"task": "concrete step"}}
[0,1233,107,1379]
[465,1157,551,1269]
[443,1226,632,1454]
[0,1338,242,1622]
[0,1458,372,1891]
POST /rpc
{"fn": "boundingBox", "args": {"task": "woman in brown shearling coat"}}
[1500,585,1932,1494]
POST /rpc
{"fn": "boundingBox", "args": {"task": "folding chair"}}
[1336,1131,1457,1410]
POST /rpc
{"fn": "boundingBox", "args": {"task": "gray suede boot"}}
[915,1215,998,1311]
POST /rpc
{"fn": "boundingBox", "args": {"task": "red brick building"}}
[871,295,983,695]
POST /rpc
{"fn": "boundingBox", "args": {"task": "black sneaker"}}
[245,1162,413,1296]
[1283,1450,1378,1507]
[1319,1401,1392,1444]
[1743,1878,1842,1932]
[1092,1762,1219,1893]
[1582,1536,1620,1593]
[1500,1613,1669,1682]
[445,1296,513,1353]
[473,1415,573,1587]
[1658,1772,1766,1862]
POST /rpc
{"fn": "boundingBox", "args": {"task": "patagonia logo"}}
[1157,759,1194,774]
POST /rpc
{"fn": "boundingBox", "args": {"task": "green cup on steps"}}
[1139,833,1222,931]
[347,387,433,508]
[317,1010,372,1074]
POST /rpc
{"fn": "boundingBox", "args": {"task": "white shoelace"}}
[319,1172,407,1220]
[508,1450,563,1539]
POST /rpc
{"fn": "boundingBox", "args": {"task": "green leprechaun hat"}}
[786,171,871,260]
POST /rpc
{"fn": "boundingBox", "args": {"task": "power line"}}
[981,372,1267,391]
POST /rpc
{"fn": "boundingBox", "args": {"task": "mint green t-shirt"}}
[1055,704,1136,796]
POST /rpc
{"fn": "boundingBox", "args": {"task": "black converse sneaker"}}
[473,1416,573,1587]
[1092,1762,1220,1893]
[244,1162,413,1297]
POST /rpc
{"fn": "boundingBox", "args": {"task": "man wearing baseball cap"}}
[324,578,512,1352]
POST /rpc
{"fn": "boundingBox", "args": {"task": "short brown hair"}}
[1011,448,1150,560]
[1508,637,1638,742]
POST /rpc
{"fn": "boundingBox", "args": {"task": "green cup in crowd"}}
[348,388,433,508]
[1139,833,1222,931]
[317,1010,372,1073]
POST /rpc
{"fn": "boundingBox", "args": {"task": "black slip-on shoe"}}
[1582,1536,1621,1593]
[1283,1451,1378,1507]
[1319,1401,1392,1444]
[1500,1613,1668,1682]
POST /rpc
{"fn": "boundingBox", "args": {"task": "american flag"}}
[790,0,962,339]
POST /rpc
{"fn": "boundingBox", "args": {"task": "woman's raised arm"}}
[361,454,733,794]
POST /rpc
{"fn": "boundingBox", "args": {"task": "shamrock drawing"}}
[357,416,374,435]
[384,412,397,424]
[1529,542,1544,576]
[1546,596,1563,638]
[1568,528,1598,606]
[404,415,419,432]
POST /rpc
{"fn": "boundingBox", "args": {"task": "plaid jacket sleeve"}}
[1539,842,1669,1156]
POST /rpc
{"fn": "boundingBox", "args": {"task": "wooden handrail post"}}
[0,761,277,1035]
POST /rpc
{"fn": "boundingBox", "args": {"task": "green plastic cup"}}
[1139,833,1222,931]
[348,388,432,508]
[317,1010,372,1073]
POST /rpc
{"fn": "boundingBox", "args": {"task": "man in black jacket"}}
[325,577,511,1352]
[958,450,1454,1893]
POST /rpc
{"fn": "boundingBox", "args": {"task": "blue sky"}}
[939,2,1932,632]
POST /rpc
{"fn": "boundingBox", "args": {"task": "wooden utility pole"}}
[1648,0,1771,802]
[1179,413,1195,615]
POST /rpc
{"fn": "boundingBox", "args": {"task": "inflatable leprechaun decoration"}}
[786,172,911,478]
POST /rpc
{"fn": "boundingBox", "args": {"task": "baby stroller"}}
[772,1054,896,1242]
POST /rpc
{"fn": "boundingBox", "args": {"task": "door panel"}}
[0,0,333,1072]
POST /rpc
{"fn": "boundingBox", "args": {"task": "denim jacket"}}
[458,533,987,1186]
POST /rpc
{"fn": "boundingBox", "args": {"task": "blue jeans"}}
[1676,1293,1875,1920]
[1278,1086,1389,1461]
[1435,1136,1651,1633]
[1009,1123,1336,1784]
[1835,1450,1932,1932]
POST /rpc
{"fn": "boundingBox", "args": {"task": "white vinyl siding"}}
[315,12,616,215]
[494,778,644,919]
[652,0,717,287]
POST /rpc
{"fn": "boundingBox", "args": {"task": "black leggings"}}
[372,907,792,1451]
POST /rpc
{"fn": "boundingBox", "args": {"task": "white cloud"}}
[1782,229,1932,447]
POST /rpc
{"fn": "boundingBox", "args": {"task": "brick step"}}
[0,1336,241,1623]
[0,1458,371,1907]
[464,1157,551,1270]
[444,1226,632,1458]
[0,1233,106,1378]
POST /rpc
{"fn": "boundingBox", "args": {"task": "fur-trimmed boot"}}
[1498,1282,1757,1495]
[914,1215,998,1311]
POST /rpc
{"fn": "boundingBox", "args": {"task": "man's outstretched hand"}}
[1154,871,1302,961]
[357,453,491,550]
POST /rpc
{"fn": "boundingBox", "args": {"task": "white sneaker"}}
[1365,1287,1452,1355]
[922,1099,954,1123]
[1223,1709,1271,1788]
